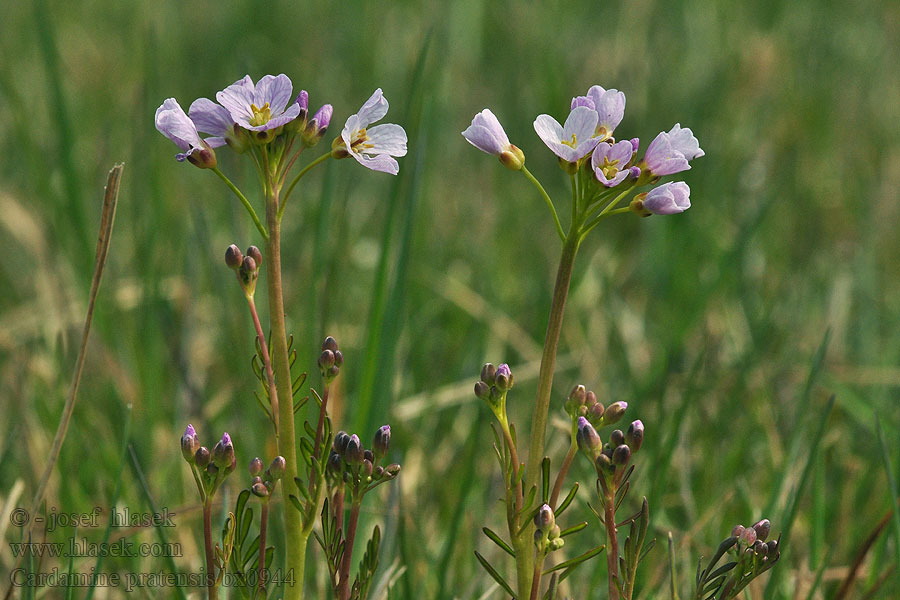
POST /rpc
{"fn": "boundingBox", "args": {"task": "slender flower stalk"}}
[245,291,279,431]
[203,500,218,600]
[257,501,269,595]
[336,501,362,600]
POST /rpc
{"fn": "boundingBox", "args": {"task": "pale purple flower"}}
[462,109,524,170]
[188,98,235,145]
[339,88,408,175]
[155,98,225,164]
[216,74,301,134]
[571,85,626,140]
[643,182,691,215]
[533,106,601,163]
[643,124,704,176]
[462,109,513,155]
[591,140,634,187]
[496,363,511,378]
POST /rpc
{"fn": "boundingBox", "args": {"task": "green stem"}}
[580,207,632,238]
[337,501,362,600]
[517,231,580,600]
[246,295,279,433]
[279,153,332,221]
[522,166,566,242]
[257,501,269,596]
[213,167,268,241]
[263,189,305,600]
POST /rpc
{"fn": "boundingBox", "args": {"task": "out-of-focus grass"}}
[1,0,899,598]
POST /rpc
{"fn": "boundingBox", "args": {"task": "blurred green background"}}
[1,0,899,598]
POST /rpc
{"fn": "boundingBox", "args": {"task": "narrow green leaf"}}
[474,551,516,597]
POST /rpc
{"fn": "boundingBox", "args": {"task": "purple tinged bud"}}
[363,459,374,477]
[246,246,263,269]
[327,451,342,475]
[474,381,490,400]
[319,349,336,370]
[252,476,263,486]
[570,385,586,405]
[535,504,555,531]
[752,519,771,541]
[584,391,597,407]
[195,446,211,468]
[295,90,309,117]
[731,525,746,539]
[766,540,779,557]
[181,424,199,462]
[740,527,758,546]
[612,444,631,466]
[496,363,511,379]
[251,481,269,497]
[333,350,343,367]
[385,463,401,477]
[629,138,640,154]
[481,363,497,384]
[628,166,642,179]
[225,245,243,269]
[226,456,236,475]
[576,417,601,454]
[603,401,628,425]
[610,429,625,447]
[268,456,286,480]
[373,425,391,458]
[345,434,363,464]
[322,336,339,352]
[626,420,644,451]
[753,540,767,556]
[249,457,263,476]
[213,433,234,468]
[334,431,351,454]
[588,402,605,423]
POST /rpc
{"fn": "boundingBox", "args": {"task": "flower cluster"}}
[327,428,400,492]
[473,362,514,418]
[318,336,344,383]
[695,520,782,599]
[225,244,263,296]
[463,84,704,216]
[181,425,236,500]
[564,383,627,427]
[156,74,406,175]
[533,504,564,554]
[248,455,286,499]
[577,416,644,480]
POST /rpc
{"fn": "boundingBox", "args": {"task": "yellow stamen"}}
[249,102,273,127]
[561,133,578,148]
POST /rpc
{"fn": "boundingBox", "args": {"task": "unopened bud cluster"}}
[577,415,644,480]
[181,425,236,497]
[225,244,263,296]
[533,504,564,553]
[565,385,627,429]
[474,363,514,413]
[318,336,344,383]
[327,427,400,490]
[248,455,286,499]
[730,519,779,562]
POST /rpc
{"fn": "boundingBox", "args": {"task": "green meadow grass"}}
[1,0,899,598]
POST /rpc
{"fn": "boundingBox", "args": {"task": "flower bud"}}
[334,431,351,455]
[344,434,363,464]
[534,504,555,531]
[319,349,336,370]
[474,381,490,400]
[610,429,625,447]
[766,540,779,557]
[385,464,401,477]
[295,90,309,120]
[373,425,391,459]
[268,456,286,480]
[612,444,631,466]
[225,245,243,269]
[213,432,234,468]
[251,481,269,498]
[603,401,628,425]
[739,526,757,546]
[595,453,612,472]
[494,368,511,392]
[629,194,652,218]
[753,540,767,557]
[587,402,605,423]
[333,350,343,367]
[363,459,374,477]
[322,336,339,353]
[249,457,263,476]
[585,390,598,407]
[576,417,601,454]
[752,519,771,542]
[626,420,644,452]
[246,246,263,269]
[186,143,217,170]
[194,446,211,468]
[181,424,199,463]
[480,363,497,384]
[327,451,342,476]
[731,525,745,539]
[499,145,525,171]
[302,104,333,147]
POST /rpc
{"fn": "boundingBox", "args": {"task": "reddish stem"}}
[604,488,620,600]
[550,441,577,509]
[203,501,218,600]
[247,296,279,432]
[336,501,361,600]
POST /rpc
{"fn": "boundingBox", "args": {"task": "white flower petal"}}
[366,123,408,157]
[356,88,389,127]
[533,114,564,147]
